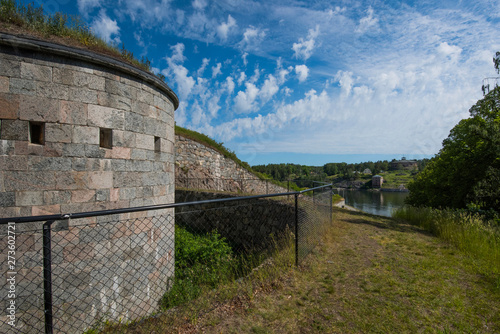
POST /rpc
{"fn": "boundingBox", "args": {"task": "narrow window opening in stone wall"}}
[154,136,161,152]
[100,128,113,149]
[29,122,45,145]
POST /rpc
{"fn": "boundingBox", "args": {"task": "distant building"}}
[372,175,384,188]
[363,168,372,174]
[389,157,418,170]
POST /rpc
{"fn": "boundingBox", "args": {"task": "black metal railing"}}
[0,184,333,333]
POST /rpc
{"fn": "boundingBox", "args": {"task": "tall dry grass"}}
[394,206,500,287]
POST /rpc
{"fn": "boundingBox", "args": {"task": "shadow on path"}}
[336,209,434,237]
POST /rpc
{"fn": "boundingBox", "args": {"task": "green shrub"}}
[161,226,237,309]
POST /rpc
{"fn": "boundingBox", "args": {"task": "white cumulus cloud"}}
[295,65,309,82]
[192,0,207,11]
[225,76,235,95]
[260,75,280,102]
[240,26,267,51]
[437,42,462,62]
[234,83,259,113]
[197,58,210,77]
[238,71,247,85]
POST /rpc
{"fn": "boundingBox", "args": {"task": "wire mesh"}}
[0,223,45,333]
[1,210,175,334]
[296,186,333,263]
[0,185,332,333]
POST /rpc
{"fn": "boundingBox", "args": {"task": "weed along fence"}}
[0,184,334,333]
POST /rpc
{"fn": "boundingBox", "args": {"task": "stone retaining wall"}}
[175,135,287,194]
[175,190,296,252]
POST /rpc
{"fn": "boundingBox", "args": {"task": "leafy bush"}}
[161,226,236,308]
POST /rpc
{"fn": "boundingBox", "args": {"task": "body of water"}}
[337,189,409,217]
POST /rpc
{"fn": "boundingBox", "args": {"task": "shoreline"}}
[333,200,359,212]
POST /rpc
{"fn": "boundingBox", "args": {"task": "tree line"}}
[252,159,429,182]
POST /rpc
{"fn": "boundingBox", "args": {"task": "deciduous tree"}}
[406,79,500,213]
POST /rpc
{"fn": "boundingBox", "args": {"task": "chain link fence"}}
[1,184,333,333]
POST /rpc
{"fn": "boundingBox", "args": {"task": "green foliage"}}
[406,85,500,214]
[174,226,233,272]
[161,226,236,309]
[253,160,422,183]
[379,169,414,189]
[393,206,500,286]
[331,193,344,204]
[0,0,164,81]
[252,163,326,181]
[495,51,500,74]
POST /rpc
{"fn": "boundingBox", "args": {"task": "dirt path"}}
[164,209,500,333]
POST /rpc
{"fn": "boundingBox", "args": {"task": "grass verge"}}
[393,206,500,288]
[203,209,500,333]
[91,209,500,333]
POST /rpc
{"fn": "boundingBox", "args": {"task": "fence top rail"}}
[298,184,332,194]
[0,184,333,224]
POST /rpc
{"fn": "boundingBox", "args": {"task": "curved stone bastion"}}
[0,33,178,332]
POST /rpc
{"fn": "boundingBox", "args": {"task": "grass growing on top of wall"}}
[175,125,259,176]
[175,125,307,192]
[0,0,163,79]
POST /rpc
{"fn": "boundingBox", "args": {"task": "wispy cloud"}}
[239,26,267,52]
[192,0,208,11]
[163,43,195,100]
[77,0,102,17]
[91,9,121,45]
[212,63,222,78]
[292,25,320,60]
[217,15,237,40]
[197,58,210,77]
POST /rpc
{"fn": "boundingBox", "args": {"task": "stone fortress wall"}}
[175,135,288,194]
[0,33,178,332]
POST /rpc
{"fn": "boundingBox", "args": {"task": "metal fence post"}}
[43,221,54,334]
[330,185,333,223]
[295,193,299,267]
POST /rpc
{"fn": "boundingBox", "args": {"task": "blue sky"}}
[42,0,500,165]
